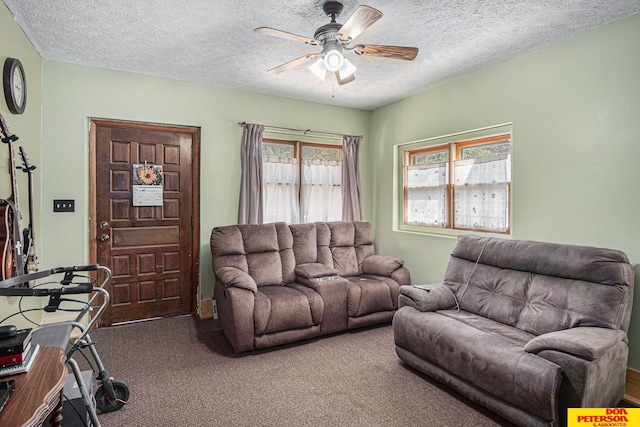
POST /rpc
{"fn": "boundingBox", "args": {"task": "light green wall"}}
[3,1,640,371]
[0,2,42,328]
[369,14,640,368]
[39,61,371,308]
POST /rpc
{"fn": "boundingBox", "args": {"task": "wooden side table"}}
[0,347,67,427]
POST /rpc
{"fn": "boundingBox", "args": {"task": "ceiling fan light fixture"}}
[257,4,418,83]
[338,58,357,80]
[309,58,327,79]
[323,49,344,72]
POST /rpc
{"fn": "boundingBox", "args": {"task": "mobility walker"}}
[0,264,130,427]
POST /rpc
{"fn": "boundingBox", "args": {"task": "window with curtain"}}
[403,132,511,233]
[262,139,342,224]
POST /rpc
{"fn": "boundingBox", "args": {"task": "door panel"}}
[90,120,199,325]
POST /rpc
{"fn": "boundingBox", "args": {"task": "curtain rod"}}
[238,122,362,139]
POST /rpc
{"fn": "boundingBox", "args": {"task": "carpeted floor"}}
[81,315,513,427]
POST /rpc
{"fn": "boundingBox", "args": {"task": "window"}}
[262,139,342,224]
[402,131,511,233]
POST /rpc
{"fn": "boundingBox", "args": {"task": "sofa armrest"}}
[296,274,347,293]
[524,327,627,361]
[362,255,404,277]
[216,267,257,294]
[398,284,457,312]
[390,267,411,286]
[295,263,338,279]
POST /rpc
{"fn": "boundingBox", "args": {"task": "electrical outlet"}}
[53,199,75,212]
[213,300,218,320]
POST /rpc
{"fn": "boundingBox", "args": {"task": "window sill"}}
[394,223,512,240]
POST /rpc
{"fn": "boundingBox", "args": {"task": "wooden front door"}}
[90,119,199,326]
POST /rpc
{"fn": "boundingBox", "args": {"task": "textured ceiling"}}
[3,1,639,110]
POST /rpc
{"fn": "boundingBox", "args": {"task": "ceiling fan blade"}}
[267,54,320,74]
[255,27,319,45]
[335,72,355,86]
[354,44,419,61]
[337,5,383,42]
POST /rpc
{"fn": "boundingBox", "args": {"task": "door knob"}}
[99,234,110,242]
[99,221,109,229]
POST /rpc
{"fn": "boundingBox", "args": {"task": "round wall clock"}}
[3,58,27,114]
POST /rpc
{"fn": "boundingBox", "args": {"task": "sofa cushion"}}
[210,226,248,272]
[211,222,296,287]
[327,221,376,276]
[247,251,286,287]
[332,246,359,276]
[210,225,245,256]
[254,285,321,335]
[242,223,280,253]
[315,222,333,266]
[445,235,634,334]
[516,276,629,335]
[353,221,376,266]
[329,221,356,247]
[451,234,632,285]
[394,307,562,421]
[445,258,529,327]
[438,310,536,346]
[290,223,318,264]
[354,221,375,245]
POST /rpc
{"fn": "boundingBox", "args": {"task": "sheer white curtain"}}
[262,156,300,224]
[301,159,342,223]
[453,154,510,232]
[405,163,448,227]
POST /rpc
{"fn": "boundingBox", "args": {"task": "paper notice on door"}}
[133,185,163,206]
[132,164,163,206]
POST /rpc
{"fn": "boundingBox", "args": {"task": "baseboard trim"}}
[624,368,640,406]
[200,298,214,319]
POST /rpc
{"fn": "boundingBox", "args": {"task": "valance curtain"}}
[238,123,264,224]
[342,135,362,221]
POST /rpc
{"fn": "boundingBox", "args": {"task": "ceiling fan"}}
[255,1,419,85]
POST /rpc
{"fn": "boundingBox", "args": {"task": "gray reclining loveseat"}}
[211,221,410,353]
[393,234,634,427]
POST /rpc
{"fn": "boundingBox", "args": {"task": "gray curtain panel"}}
[342,135,362,221]
[238,123,265,224]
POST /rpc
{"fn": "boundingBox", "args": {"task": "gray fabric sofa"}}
[393,234,634,427]
[210,221,410,353]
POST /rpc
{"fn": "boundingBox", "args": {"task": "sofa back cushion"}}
[290,223,318,264]
[315,222,333,266]
[210,222,296,286]
[326,221,376,276]
[444,235,634,334]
